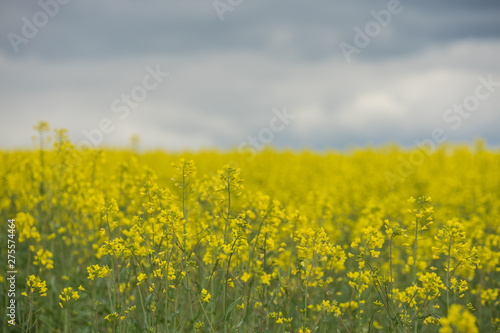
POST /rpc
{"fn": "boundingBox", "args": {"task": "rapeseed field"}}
[1,123,499,332]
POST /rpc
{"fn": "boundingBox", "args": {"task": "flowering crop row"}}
[0,123,499,332]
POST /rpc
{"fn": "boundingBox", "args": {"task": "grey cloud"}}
[1,0,500,150]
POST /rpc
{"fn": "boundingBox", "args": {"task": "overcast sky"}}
[1,0,499,151]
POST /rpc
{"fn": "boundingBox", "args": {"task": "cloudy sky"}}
[1,0,500,151]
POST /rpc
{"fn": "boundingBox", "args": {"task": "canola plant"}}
[1,123,499,332]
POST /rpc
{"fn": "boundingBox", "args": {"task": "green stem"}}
[137,276,149,330]
[446,235,452,315]
[390,235,394,311]
[92,282,99,333]
[181,166,195,323]
[223,174,231,333]
[413,204,420,333]
[25,293,33,333]
[223,262,227,333]
[67,307,72,333]
[199,298,215,333]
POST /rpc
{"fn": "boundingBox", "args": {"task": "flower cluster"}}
[23,275,47,297]
[1,126,499,332]
[87,264,112,280]
[58,287,80,308]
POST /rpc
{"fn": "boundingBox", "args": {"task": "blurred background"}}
[1,0,499,151]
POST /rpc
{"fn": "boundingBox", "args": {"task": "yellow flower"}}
[480,288,499,306]
[104,312,119,322]
[261,273,271,286]
[25,275,47,297]
[320,300,341,316]
[58,287,80,308]
[32,248,54,270]
[439,304,478,333]
[137,273,147,285]
[241,272,252,283]
[200,288,211,303]
[87,265,112,280]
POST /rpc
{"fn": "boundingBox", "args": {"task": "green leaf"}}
[224,296,242,322]
[145,293,153,309]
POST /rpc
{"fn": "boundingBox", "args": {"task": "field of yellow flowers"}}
[1,123,499,332]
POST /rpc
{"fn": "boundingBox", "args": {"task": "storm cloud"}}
[1,0,499,150]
